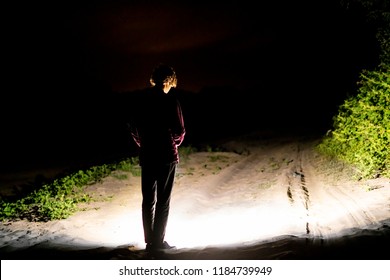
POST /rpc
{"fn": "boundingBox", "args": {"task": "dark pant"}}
[141,162,177,245]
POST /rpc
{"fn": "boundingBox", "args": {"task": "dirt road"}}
[1,132,389,259]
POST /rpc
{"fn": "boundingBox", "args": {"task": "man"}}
[129,64,186,252]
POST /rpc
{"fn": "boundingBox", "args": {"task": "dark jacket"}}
[129,87,186,166]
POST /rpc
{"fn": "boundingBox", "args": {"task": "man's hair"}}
[150,64,177,87]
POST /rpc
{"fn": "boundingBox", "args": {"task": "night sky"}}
[1,0,380,172]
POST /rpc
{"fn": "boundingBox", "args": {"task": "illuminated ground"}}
[1,132,389,259]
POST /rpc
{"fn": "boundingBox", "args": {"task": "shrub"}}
[317,66,389,179]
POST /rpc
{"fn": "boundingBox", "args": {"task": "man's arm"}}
[172,99,186,146]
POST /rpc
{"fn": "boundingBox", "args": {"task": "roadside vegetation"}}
[0,158,140,222]
[317,68,389,179]
[317,0,389,179]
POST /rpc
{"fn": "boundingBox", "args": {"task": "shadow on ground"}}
[2,223,389,260]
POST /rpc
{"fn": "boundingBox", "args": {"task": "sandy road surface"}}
[1,132,389,259]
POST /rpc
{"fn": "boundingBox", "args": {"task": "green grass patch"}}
[0,157,140,222]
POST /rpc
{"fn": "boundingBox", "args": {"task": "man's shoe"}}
[154,241,176,251]
[145,243,153,252]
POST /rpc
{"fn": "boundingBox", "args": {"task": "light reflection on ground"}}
[1,135,389,259]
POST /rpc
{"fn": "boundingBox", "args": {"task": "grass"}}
[0,157,140,222]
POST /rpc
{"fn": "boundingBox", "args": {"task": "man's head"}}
[150,64,177,93]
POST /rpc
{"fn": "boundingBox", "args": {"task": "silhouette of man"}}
[129,63,185,252]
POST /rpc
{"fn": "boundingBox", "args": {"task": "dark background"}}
[1,0,380,174]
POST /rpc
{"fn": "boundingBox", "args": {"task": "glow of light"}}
[11,174,387,253]
[166,202,306,249]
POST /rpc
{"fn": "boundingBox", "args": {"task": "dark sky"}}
[1,0,380,170]
[4,0,379,93]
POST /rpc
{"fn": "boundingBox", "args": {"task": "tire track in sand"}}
[296,143,388,241]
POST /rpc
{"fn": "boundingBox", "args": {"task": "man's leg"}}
[153,163,176,246]
[141,165,158,245]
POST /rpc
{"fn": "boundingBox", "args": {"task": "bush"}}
[317,66,389,179]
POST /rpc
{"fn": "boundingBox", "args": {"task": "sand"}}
[1,131,389,260]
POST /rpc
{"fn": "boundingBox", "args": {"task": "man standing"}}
[129,64,186,252]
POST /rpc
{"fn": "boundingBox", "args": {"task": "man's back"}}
[130,86,185,166]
